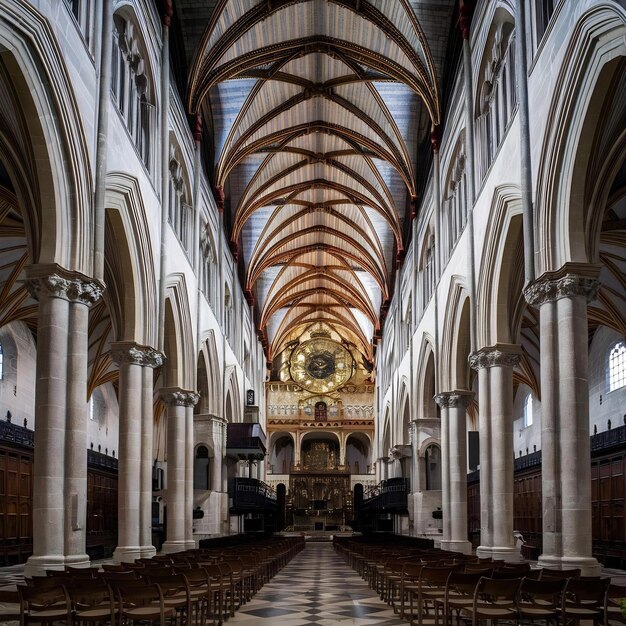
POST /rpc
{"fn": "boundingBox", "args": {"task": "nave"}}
[230,543,402,626]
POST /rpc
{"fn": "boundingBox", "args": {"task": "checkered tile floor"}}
[229,543,404,625]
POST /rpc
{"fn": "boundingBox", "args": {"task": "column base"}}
[440,540,472,555]
[140,545,156,559]
[24,555,66,578]
[476,545,522,562]
[162,541,187,554]
[113,546,143,564]
[562,556,602,576]
[184,540,196,550]
[64,554,91,568]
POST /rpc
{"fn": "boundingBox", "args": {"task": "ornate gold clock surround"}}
[289,338,354,394]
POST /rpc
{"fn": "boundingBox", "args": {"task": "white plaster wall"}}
[589,327,626,435]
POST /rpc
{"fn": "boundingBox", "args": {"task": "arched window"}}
[111,14,154,169]
[442,141,467,261]
[421,233,436,309]
[315,402,327,422]
[475,19,517,181]
[63,0,95,51]
[534,0,556,42]
[609,341,626,392]
[425,445,442,490]
[523,393,533,428]
[0,343,3,380]
[168,149,193,254]
[194,445,210,490]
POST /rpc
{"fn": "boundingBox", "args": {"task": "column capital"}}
[111,341,165,368]
[469,344,521,370]
[26,264,104,305]
[160,387,200,407]
[434,390,474,409]
[523,263,601,307]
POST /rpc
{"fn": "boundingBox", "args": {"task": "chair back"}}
[474,576,521,609]
[540,568,581,580]
[561,577,610,611]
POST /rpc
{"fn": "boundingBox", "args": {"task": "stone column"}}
[112,343,163,563]
[409,421,421,493]
[434,396,451,541]
[140,364,157,558]
[470,345,521,561]
[160,389,198,553]
[525,267,601,575]
[436,392,472,554]
[185,400,198,549]
[24,266,103,576]
[210,416,225,492]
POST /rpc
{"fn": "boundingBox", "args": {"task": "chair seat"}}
[124,606,177,620]
[472,607,517,619]
[26,608,70,621]
[75,607,116,620]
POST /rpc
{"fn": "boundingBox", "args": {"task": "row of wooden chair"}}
[19,537,304,626]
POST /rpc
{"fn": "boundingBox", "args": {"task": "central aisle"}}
[230,542,405,625]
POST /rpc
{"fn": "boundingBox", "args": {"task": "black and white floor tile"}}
[230,542,405,625]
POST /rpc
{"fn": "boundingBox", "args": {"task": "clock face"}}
[289,339,353,393]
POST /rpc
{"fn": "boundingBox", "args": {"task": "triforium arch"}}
[415,335,437,420]
[535,4,626,272]
[163,275,195,390]
[105,173,158,346]
[440,277,472,392]
[0,5,93,273]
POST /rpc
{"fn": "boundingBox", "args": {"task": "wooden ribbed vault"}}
[187,0,446,363]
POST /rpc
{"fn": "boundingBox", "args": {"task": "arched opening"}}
[425,445,442,490]
[194,445,210,490]
[314,401,327,422]
[269,434,294,475]
[346,433,370,475]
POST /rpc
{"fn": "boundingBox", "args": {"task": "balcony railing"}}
[360,477,409,513]
[226,423,267,460]
[228,477,277,513]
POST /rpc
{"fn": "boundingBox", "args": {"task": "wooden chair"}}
[434,570,484,626]
[516,576,566,626]
[606,583,626,626]
[67,579,117,626]
[18,583,72,626]
[114,581,176,626]
[459,576,522,626]
[558,577,610,626]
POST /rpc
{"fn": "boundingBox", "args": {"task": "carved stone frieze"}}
[27,269,103,305]
[111,342,165,368]
[160,388,200,407]
[524,273,600,307]
[469,345,521,371]
[434,391,474,409]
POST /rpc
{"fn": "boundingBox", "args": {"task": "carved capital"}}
[435,390,474,409]
[26,265,103,305]
[161,387,200,407]
[470,345,521,370]
[524,265,601,307]
[111,342,165,368]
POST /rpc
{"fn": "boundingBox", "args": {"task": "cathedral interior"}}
[0,1,626,616]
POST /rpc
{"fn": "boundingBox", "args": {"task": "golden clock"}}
[289,339,354,393]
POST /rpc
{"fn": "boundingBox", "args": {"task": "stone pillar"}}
[436,392,472,554]
[140,365,156,558]
[434,396,451,542]
[210,416,225,492]
[525,267,601,575]
[409,421,421,493]
[24,266,103,576]
[112,343,163,563]
[185,401,198,548]
[160,389,195,553]
[470,344,521,561]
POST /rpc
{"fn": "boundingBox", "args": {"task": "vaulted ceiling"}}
[181,0,457,363]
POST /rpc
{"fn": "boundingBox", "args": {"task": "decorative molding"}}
[469,345,521,370]
[434,391,474,409]
[26,264,103,305]
[111,342,165,368]
[161,388,200,407]
[523,265,601,306]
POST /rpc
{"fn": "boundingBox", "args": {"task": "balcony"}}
[360,477,409,514]
[226,423,267,461]
[228,477,277,514]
